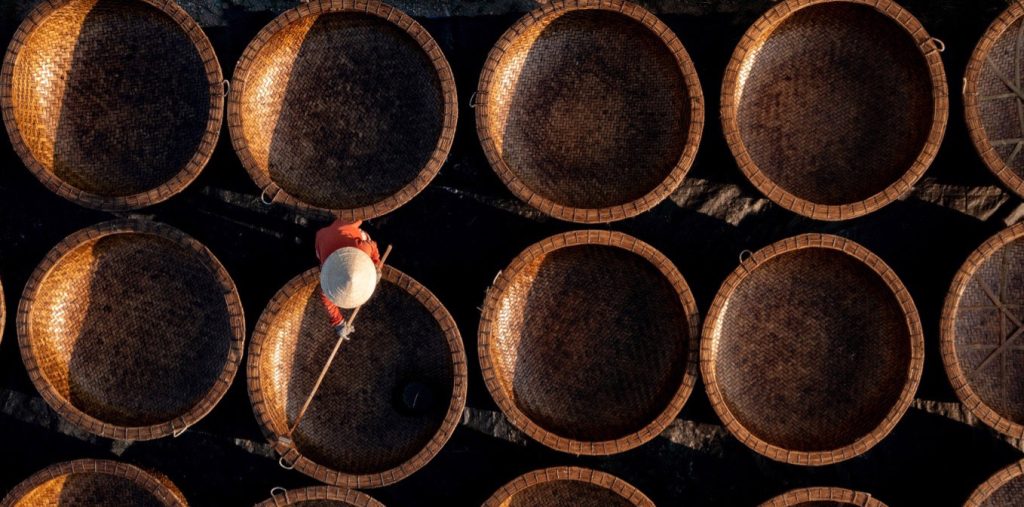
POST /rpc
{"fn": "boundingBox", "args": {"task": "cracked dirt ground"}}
[0,0,1023,505]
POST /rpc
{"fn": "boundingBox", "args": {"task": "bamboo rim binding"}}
[964,2,1024,199]
[702,234,924,465]
[475,0,704,223]
[1,459,187,506]
[0,0,224,210]
[17,220,245,440]
[760,487,888,506]
[228,0,457,219]
[483,467,654,507]
[965,459,1024,506]
[721,0,947,220]
[256,486,384,507]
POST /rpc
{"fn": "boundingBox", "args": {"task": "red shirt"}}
[316,219,381,327]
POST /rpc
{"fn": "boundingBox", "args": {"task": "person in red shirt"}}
[317,219,382,339]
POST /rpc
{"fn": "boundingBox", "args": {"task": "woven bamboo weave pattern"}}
[942,223,1024,439]
[702,234,923,465]
[965,460,1024,506]
[476,0,703,223]
[479,230,700,455]
[482,467,653,507]
[17,220,244,440]
[966,3,1024,198]
[1,459,186,506]
[248,267,466,488]
[254,485,384,507]
[760,487,888,506]
[229,0,456,219]
[0,0,222,210]
[721,0,946,220]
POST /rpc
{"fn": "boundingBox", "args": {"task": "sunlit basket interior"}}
[1,0,222,209]
[2,459,185,506]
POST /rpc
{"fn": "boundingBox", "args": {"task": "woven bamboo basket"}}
[760,487,888,507]
[941,223,1024,440]
[1,459,187,506]
[475,0,704,223]
[17,220,245,440]
[228,0,457,219]
[0,0,224,210]
[478,230,700,455]
[483,467,653,507]
[255,486,384,507]
[721,0,947,220]
[702,234,923,465]
[248,266,466,488]
[966,460,1024,506]
[965,3,1024,199]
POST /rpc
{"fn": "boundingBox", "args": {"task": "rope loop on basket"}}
[171,417,189,438]
[469,91,478,109]
[738,249,753,263]
[276,440,300,470]
[221,79,231,97]
[269,487,289,506]
[931,37,945,53]
[260,187,276,206]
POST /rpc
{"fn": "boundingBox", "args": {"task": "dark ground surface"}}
[0,0,1023,505]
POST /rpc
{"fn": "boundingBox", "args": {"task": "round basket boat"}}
[478,230,700,455]
[966,460,1024,506]
[17,220,245,440]
[483,467,653,507]
[942,223,1024,439]
[255,486,384,507]
[965,3,1024,199]
[1,459,187,506]
[475,0,704,223]
[248,266,466,488]
[701,234,923,465]
[228,0,457,219]
[0,0,224,210]
[760,487,888,507]
[721,0,947,220]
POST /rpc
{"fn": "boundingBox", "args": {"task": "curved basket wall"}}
[228,0,457,220]
[482,467,654,507]
[248,266,466,488]
[942,223,1024,439]
[475,0,703,223]
[0,0,224,210]
[760,487,888,506]
[701,234,923,465]
[17,220,245,440]
[965,2,1024,199]
[721,0,947,220]
[965,459,1024,506]
[254,486,384,507]
[478,230,700,455]
[1,459,187,506]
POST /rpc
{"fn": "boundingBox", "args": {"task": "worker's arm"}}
[319,291,345,327]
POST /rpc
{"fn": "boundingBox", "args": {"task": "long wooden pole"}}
[287,245,392,435]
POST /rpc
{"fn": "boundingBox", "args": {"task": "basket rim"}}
[965,459,1024,506]
[964,2,1024,200]
[720,0,948,221]
[940,223,1024,440]
[227,0,458,220]
[700,233,924,466]
[254,485,384,507]
[0,459,186,507]
[477,229,701,455]
[474,0,705,224]
[482,466,654,507]
[16,219,246,441]
[247,266,467,489]
[759,486,888,506]
[0,0,225,211]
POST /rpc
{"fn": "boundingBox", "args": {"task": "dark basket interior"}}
[711,248,912,452]
[26,232,235,428]
[7,0,211,198]
[236,11,445,209]
[254,271,456,475]
[733,2,934,205]
[486,244,692,442]
[501,480,636,507]
[482,8,692,209]
[975,17,1024,187]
